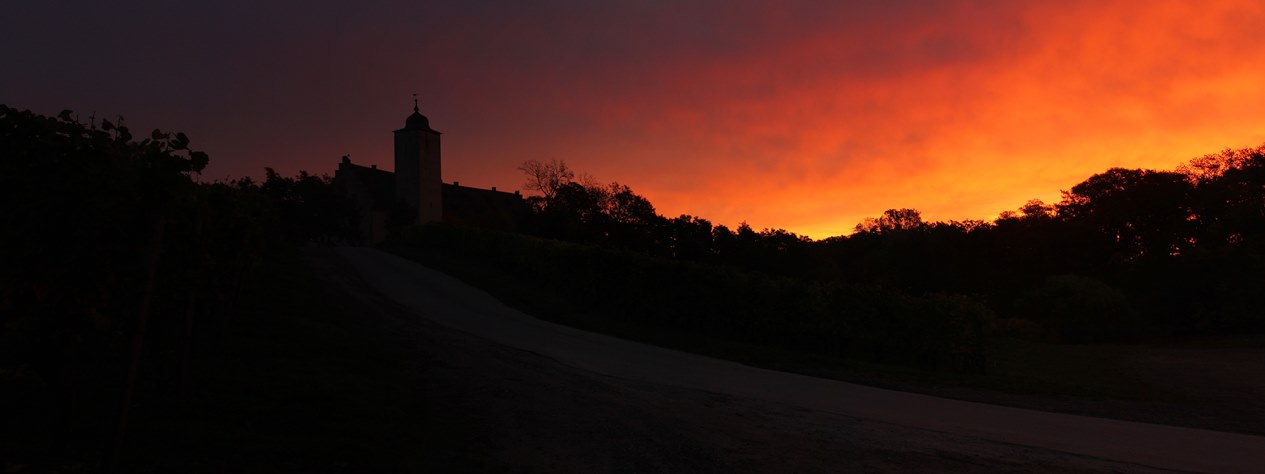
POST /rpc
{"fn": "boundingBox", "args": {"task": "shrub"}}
[1016,275,1139,343]
[388,223,994,369]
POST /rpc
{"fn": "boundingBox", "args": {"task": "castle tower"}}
[394,98,442,224]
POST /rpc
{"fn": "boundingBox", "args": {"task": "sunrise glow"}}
[9,1,1265,238]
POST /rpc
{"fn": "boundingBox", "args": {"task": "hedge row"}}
[389,224,994,369]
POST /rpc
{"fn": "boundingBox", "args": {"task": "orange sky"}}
[10,1,1265,238]
[433,0,1265,238]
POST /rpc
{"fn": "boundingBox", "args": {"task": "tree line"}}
[390,224,993,375]
[508,151,1265,344]
[0,105,358,470]
[6,100,1263,468]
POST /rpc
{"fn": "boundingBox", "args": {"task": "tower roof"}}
[405,110,430,130]
[398,96,440,133]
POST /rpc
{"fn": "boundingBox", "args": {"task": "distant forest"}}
[379,145,1265,376]
[483,149,1265,346]
[3,104,1264,467]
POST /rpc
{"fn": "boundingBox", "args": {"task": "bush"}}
[1016,275,1139,343]
[0,105,277,469]
[388,223,994,369]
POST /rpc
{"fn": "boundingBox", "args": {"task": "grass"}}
[97,240,1252,472]
[389,230,1265,435]
[383,241,1192,409]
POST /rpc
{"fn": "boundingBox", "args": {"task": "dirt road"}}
[316,247,1265,472]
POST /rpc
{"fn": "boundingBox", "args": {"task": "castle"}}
[335,102,527,243]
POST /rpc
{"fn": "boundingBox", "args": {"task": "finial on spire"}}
[412,93,419,113]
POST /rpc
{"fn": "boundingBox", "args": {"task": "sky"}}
[6,0,1265,238]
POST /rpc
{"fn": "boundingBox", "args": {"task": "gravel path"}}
[314,247,1264,473]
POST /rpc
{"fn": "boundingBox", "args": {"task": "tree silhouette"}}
[497,142,1265,344]
[260,168,360,244]
[1,105,281,469]
[518,158,574,202]
[1057,168,1194,259]
[854,208,927,234]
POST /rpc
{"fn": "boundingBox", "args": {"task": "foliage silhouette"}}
[0,105,291,470]
[501,145,1265,344]
[1015,275,1140,343]
[260,167,361,244]
[388,224,995,371]
[9,98,1265,469]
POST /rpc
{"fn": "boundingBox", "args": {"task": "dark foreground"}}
[24,244,1228,473]
[103,249,1173,473]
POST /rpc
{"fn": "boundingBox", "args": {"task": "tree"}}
[1177,145,1265,183]
[260,169,360,244]
[665,215,714,260]
[1183,149,1265,249]
[0,104,280,469]
[854,208,927,234]
[518,159,574,201]
[1057,168,1194,258]
[602,182,657,226]
[1017,199,1055,220]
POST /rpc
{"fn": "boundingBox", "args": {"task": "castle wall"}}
[335,158,395,244]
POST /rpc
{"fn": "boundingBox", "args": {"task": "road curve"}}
[335,247,1265,473]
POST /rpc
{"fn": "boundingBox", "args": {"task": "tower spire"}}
[413,93,419,113]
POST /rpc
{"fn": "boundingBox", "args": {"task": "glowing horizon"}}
[8,1,1265,239]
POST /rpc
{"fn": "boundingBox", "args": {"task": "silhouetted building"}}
[336,102,527,243]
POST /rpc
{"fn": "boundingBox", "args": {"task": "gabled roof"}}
[337,161,396,210]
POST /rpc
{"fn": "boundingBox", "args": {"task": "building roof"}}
[444,182,523,208]
[338,157,526,221]
[443,183,528,230]
[337,161,396,210]
[398,106,440,133]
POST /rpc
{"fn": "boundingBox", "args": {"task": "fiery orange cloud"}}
[33,1,1259,240]
[425,0,1265,239]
